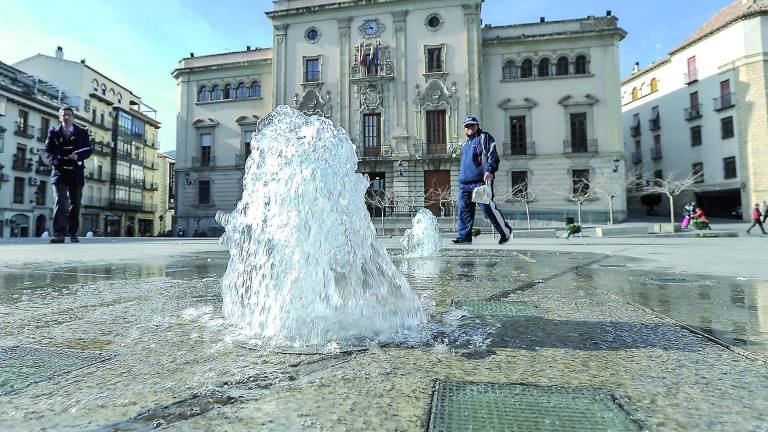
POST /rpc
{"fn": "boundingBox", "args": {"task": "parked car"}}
[730,206,743,218]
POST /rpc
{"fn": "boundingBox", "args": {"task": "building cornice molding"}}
[267,0,479,19]
[172,58,273,79]
[483,28,626,45]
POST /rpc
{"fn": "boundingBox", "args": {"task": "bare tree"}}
[365,189,394,234]
[395,192,428,218]
[592,166,642,226]
[497,182,537,230]
[553,177,596,228]
[642,171,702,226]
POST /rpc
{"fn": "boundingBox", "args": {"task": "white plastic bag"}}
[471,183,492,204]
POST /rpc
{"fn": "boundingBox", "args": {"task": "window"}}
[17,109,29,133]
[210,85,222,101]
[631,87,638,101]
[92,79,98,92]
[100,84,107,95]
[650,105,660,130]
[692,162,704,183]
[426,47,443,73]
[236,82,247,99]
[538,58,550,77]
[250,81,261,97]
[570,113,588,152]
[572,169,590,194]
[427,15,441,29]
[40,117,50,138]
[13,177,24,204]
[426,110,446,154]
[651,78,658,93]
[574,55,588,74]
[100,112,105,126]
[200,133,212,167]
[306,27,319,42]
[511,171,528,189]
[687,56,697,83]
[502,61,516,80]
[197,86,209,103]
[556,56,569,76]
[509,116,526,155]
[363,113,381,156]
[631,113,641,136]
[520,59,533,78]
[690,125,702,146]
[723,156,737,179]
[717,80,733,109]
[721,116,734,139]
[198,180,210,205]
[36,180,47,205]
[689,91,699,109]
[223,84,232,100]
[305,58,320,82]
[91,108,97,124]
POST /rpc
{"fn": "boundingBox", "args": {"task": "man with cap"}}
[42,106,92,243]
[452,116,512,244]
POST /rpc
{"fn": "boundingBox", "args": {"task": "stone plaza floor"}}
[1,235,767,431]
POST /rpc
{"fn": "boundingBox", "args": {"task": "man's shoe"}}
[50,237,65,244]
[451,237,472,244]
[70,235,80,243]
[498,236,510,245]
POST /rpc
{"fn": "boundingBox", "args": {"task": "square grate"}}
[452,299,538,316]
[0,345,111,395]
[428,381,640,432]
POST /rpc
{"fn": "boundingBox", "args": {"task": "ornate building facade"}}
[174,0,626,233]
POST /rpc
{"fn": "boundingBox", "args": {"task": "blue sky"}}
[0,0,734,153]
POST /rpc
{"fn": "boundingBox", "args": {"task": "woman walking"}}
[747,203,767,234]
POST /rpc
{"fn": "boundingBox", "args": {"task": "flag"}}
[358,42,364,66]
[373,43,380,66]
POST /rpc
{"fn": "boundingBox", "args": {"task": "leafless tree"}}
[365,189,394,234]
[497,182,537,230]
[592,167,643,225]
[553,177,596,228]
[642,170,703,226]
[394,192,428,218]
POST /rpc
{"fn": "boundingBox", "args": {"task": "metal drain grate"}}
[428,381,640,432]
[0,345,111,395]
[452,299,538,316]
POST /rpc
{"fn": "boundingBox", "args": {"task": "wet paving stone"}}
[451,299,538,316]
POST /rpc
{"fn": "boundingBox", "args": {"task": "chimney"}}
[607,10,612,16]
[246,45,251,51]
[539,16,545,23]
[632,62,640,74]
[189,52,194,58]
[80,59,86,64]
[55,46,63,59]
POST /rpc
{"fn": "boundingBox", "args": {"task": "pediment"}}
[498,97,538,109]
[192,118,219,128]
[558,94,600,106]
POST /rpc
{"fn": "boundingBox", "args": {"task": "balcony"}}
[684,69,698,84]
[631,151,642,164]
[86,171,108,182]
[191,156,216,168]
[630,124,642,137]
[91,140,112,156]
[12,155,33,172]
[82,196,108,208]
[110,197,142,211]
[350,45,394,81]
[14,122,35,139]
[35,163,52,176]
[117,150,144,165]
[143,180,158,191]
[684,105,702,121]
[116,127,146,145]
[649,118,661,131]
[363,146,382,157]
[508,141,536,156]
[714,93,735,111]
[425,143,449,156]
[141,202,158,213]
[143,158,157,169]
[113,174,134,187]
[651,146,663,160]
[563,139,597,154]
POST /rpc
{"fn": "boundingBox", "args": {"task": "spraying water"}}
[401,208,441,257]
[216,106,424,350]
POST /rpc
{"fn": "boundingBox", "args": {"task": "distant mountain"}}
[163,150,176,158]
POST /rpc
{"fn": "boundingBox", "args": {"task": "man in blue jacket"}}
[452,116,512,245]
[42,106,92,243]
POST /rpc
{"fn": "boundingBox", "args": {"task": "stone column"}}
[391,10,410,157]
[463,4,482,120]
[273,24,289,107]
[737,59,768,216]
[337,17,352,132]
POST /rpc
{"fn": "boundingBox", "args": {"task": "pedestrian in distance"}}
[692,206,711,230]
[41,106,92,243]
[762,200,768,224]
[747,203,767,234]
[452,116,512,245]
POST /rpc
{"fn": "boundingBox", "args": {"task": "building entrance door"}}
[424,170,451,217]
[364,172,386,217]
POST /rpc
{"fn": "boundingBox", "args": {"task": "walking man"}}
[747,203,767,235]
[452,116,512,245]
[42,106,92,243]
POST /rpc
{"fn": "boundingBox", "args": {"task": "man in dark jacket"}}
[42,106,92,243]
[452,116,512,245]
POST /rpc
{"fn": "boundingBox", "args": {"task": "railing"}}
[83,197,108,208]
[110,198,142,211]
[630,124,641,137]
[91,140,112,156]
[35,164,52,176]
[684,69,698,84]
[563,139,598,154]
[649,118,661,131]
[425,143,449,156]
[714,93,735,111]
[350,45,394,80]
[684,104,702,121]
[117,150,144,164]
[143,181,158,191]
[631,151,642,164]
[116,127,146,144]
[363,146,382,157]
[191,156,216,167]
[14,122,35,139]
[12,155,33,172]
[508,141,536,156]
[37,128,48,142]
[86,171,108,182]
[651,146,663,160]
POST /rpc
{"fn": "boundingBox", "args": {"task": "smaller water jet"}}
[401,208,441,258]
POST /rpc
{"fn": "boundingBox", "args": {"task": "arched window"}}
[520,59,533,78]
[210,85,222,101]
[556,56,569,76]
[502,61,516,80]
[640,83,648,97]
[538,58,550,77]
[651,78,659,93]
[197,86,210,103]
[109,88,115,97]
[250,81,261,98]
[117,92,122,103]
[100,84,107,95]
[223,84,232,100]
[575,55,588,74]
[92,79,99,92]
[631,87,639,101]
[236,82,247,99]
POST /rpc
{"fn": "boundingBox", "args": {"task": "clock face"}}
[363,20,380,35]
